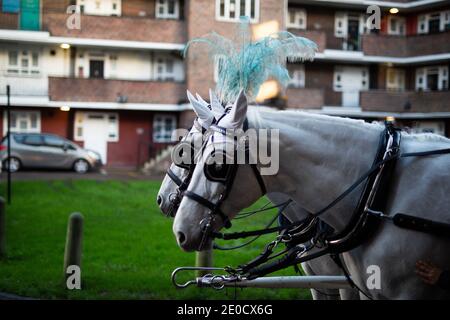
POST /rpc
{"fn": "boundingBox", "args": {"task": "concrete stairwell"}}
[142,145,175,176]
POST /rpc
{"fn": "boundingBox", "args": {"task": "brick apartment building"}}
[0,0,449,168]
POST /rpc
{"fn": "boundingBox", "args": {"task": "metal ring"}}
[210,275,226,290]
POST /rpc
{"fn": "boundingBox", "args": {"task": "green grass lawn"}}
[0,180,311,300]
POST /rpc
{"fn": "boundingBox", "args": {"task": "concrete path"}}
[0,168,163,181]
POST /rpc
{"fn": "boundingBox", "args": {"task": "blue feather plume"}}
[184,17,317,103]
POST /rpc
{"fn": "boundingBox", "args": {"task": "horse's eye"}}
[204,162,231,182]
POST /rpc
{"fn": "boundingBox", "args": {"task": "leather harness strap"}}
[167,167,183,187]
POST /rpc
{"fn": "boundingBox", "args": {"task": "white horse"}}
[173,90,450,299]
[158,90,359,299]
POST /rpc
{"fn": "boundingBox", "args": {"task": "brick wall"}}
[122,0,156,18]
[42,12,186,43]
[42,0,72,13]
[286,88,324,109]
[361,90,450,113]
[290,30,326,52]
[303,6,343,50]
[178,110,196,129]
[41,108,72,137]
[107,110,154,167]
[0,12,18,29]
[49,77,187,104]
[0,0,19,28]
[304,62,340,106]
[362,31,450,57]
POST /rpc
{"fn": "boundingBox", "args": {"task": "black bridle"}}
[182,123,267,250]
[164,119,206,217]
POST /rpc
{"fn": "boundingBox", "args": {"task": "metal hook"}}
[171,267,225,289]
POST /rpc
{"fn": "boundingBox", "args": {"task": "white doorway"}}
[334,66,369,108]
[83,114,110,164]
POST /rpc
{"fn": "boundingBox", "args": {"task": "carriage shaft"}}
[198,275,352,289]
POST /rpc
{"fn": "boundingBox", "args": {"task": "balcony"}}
[362,32,450,57]
[42,13,186,44]
[286,88,324,109]
[361,90,450,113]
[49,77,187,105]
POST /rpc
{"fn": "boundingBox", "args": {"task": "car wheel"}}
[73,159,90,174]
[3,157,21,173]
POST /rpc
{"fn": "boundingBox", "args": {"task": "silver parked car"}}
[0,133,102,173]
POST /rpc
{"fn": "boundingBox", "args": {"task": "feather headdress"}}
[184,17,317,104]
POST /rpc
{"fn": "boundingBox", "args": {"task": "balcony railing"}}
[49,77,187,104]
[362,32,450,57]
[361,90,450,113]
[42,13,186,43]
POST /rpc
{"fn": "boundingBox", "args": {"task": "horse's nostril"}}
[177,231,186,245]
[157,195,162,206]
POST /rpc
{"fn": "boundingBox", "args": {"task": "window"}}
[154,57,175,81]
[156,0,179,19]
[23,135,43,146]
[417,11,450,34]
[153,114,177,143]
[76,0,122,16]
[289,66,305,88]
[416,66,448,91]
[386,68,405,91]
[44,135,66,148]
[216,0,259,23]
[442,11,450,31]
[334,12,348,37]
[7,50,40,75]
[334,71,342,90]
[107,114,119,142]
[287,8,306,29]
[3,111,41,135]
[388,16,405,35]
[2,0,20,13]
[89,60,104,78]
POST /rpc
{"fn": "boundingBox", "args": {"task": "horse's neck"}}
[248,108,383,231]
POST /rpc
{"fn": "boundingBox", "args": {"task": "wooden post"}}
[0,197,5,258]
[63,212,84,281]
[195,250,213,277]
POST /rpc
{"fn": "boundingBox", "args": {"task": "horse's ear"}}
[209,89,226,120]
[220,89,247,128]
[187,90,214,127]
[195,93,210,109]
